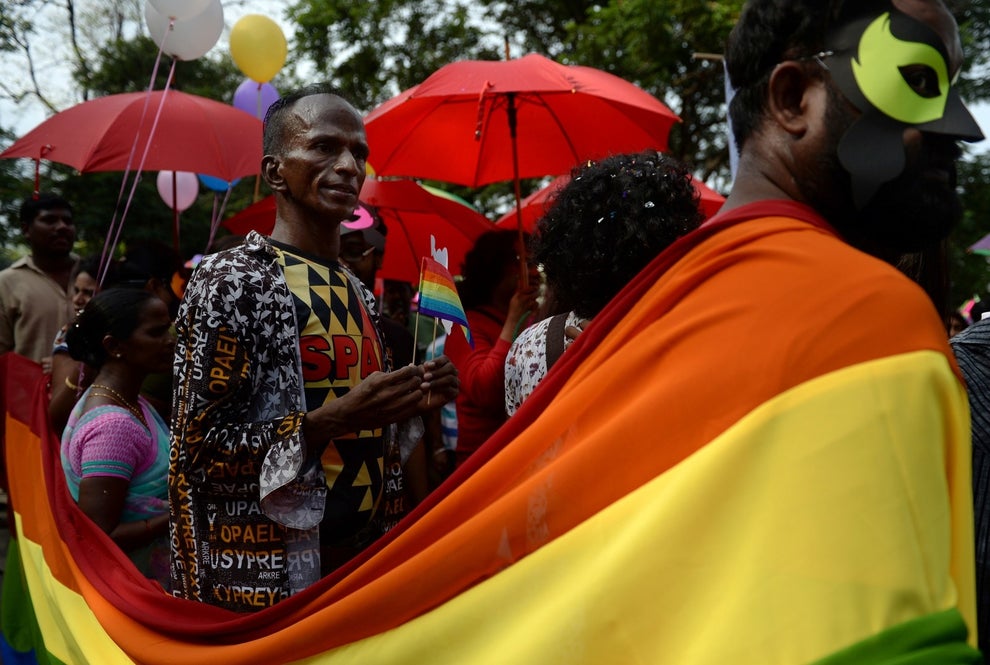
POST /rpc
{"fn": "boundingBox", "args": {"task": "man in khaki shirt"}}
[0,193,78,367]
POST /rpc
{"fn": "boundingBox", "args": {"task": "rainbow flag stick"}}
[427,317,438,404]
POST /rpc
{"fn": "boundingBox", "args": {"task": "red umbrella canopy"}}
[222,179,493,284]
[494,174,725,232]
[363,54,680,188]
[221,195,279,236]
[0,90,262,182]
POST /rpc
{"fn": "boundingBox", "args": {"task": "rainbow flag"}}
[417,256,472,347]
[0,203,979,663]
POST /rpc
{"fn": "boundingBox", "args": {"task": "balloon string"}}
[253,83,263,200]
[97,20,174,287]
[204,186,233,253]
[104,59,178,280]
[172,171,180,253]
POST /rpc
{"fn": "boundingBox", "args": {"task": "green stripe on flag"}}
[812,609,981,665]
[2,535,64,665]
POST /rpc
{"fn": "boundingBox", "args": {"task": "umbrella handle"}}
[33,146,53,196]
[506,92,529,288]
[474,81,494,140]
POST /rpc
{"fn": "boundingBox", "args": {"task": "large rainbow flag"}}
[0,201,980,664]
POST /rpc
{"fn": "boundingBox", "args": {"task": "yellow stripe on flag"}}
[290,350,972,664]
[6,412,134,664]
[15,517,134,664]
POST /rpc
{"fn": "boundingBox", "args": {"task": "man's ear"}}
[262,154,286,194]
[766,61,818,138]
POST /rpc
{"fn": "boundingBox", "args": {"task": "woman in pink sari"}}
[61,288,175,588]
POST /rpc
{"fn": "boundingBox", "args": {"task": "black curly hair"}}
[65,288,159,368]
[532,151,704,319]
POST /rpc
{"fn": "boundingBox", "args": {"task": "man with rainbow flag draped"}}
[576,0,986,658]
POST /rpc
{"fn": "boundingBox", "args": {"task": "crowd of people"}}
[2,0,990,659]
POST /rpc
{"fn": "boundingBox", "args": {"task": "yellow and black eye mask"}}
[825,4,983,207]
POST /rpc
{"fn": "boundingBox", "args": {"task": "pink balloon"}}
[232,79,280,120]
[157,171,199,212]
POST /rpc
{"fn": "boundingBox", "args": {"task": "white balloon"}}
[157,171,200,212]
[145,0,223,61]
[148,0,211,21]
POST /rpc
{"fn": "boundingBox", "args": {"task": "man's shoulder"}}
[182,237,282,310]
[689,207,935,326]
[196,236,273,278]
[0,256,38,292]
[0,256,32,276]
[951,317,990,350]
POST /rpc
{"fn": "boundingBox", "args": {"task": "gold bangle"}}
[64,377,79,391]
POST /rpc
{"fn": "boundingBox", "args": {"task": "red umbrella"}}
[363,54,679,188]
[363,54,679,285]
[221,179,493,284]
[0,89,261,182]
[494,174,725,232]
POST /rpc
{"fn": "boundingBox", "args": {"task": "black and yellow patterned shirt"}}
[275,243,388,568]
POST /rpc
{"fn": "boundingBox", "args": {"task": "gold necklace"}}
[89,383,145,425]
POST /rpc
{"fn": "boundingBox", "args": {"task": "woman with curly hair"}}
[504,151,707,415]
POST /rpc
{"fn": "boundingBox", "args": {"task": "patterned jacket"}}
[169,231,386,611]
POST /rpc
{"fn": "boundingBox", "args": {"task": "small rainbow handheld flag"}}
[418,256,473,347]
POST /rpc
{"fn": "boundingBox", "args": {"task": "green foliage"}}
[52,167,264,262]
[0,3,31,55]
[479,0,594,57]
[948,151,990,308]
[950,0,990,102]
[562,0,743,181]
[78,35,243,97]
[287,0,500,113]
[0,127,36,265]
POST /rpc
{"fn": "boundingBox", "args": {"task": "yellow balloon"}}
[230,15,287,83]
